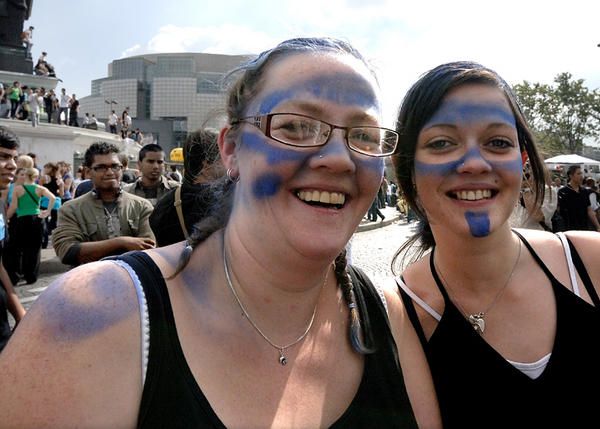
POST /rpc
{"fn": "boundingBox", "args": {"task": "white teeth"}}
[297,190,346,205]
[455,189,493,201]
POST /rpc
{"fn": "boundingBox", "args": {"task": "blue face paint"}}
[258,73,379,115]
[415,148,522,176]
[253,172,282,199]
[41,267,136,342]
[423,100,516,129]
[241,131,307,164]
[465,211,490,237]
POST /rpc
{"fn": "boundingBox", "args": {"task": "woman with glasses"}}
[392,61,600,428]
[0,38,441,428]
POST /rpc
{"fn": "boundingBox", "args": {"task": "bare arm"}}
[6,185,21,219]
[0,262,142,428]
[36,185,55,218]
[385,283,442,429]
[76,236,155,264]
[587,207,600,231]
[0,263,25,322]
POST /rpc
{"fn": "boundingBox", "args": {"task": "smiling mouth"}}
[296,189,346,209]
[449,189,496,201]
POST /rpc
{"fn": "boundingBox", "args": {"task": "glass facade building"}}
[79,52,251,150]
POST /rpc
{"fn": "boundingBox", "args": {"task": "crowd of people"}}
[0,37,598,428]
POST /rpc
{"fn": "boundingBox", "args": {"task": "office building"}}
[79,52,252,150]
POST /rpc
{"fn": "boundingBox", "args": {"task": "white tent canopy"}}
[544,154,600,165]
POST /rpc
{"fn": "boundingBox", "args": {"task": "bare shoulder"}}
[381,273,443,429]
[0,261,142,428]
[563,230,600,284]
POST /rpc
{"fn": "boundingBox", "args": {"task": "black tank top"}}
[400,232,600,428]
[116,252,418,428]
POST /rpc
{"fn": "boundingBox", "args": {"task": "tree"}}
[513,73,600,155]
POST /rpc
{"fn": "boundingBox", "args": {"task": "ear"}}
[218,127,238,173]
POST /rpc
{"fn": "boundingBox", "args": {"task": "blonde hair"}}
[17,155,34,169]
[25,167,39,181]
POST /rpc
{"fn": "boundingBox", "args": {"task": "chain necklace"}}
[223,243,329,366]
[434,237,522,335]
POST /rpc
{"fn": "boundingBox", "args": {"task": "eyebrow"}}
[422,121,516,131]
[275,101,379,125]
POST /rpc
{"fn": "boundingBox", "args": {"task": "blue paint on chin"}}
[465,211,490,237]
[253,173,282,199]
[258,73,378,114]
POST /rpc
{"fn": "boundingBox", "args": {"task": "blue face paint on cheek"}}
[241,132,308,165]
[258,73,379,114]
[253,173,282,199]
[489,156,523,174]
[465,211,490,237]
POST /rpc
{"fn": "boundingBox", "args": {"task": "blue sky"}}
[30,0,600,127]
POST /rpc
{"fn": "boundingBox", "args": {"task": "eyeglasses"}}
[233,113,399,157]
[91,164,123,173]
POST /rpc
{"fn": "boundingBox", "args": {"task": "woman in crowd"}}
[39,162,63,248]
[6,167,54,284]
[392,61,600,427]
[0,38,440,428]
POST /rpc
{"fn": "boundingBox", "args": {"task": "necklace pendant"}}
[468,313,485,334]
[278,349,287,366]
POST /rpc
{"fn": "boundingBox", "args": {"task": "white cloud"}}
[120,44,142,58]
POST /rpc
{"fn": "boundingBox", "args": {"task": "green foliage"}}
[513,73,600,156]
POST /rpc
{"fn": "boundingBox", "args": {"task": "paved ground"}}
[10,205,418,325]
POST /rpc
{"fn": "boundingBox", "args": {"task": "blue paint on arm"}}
[37,263,137,342]
[465,211,490,237]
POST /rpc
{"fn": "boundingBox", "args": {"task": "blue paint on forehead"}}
[257,73,379,115]
[465,211,490,237]
[415,148,522,176]
[424,100,516,129]
[253,172,282,199]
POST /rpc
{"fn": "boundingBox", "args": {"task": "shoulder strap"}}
[23,185,40,205]
[173,186,189,241]
[556,232,580,296]
[396,277,429,348]
[564,235,600,307]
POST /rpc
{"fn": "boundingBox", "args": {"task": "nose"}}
[313,129,356,173]
[456,146,492,174]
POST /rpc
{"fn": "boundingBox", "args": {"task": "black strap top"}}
[115,252,418,428]
[399,232,600,428]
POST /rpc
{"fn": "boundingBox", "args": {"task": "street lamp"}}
[104,99,118,116]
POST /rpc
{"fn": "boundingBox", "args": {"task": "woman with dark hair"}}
[392,61,600,427]
[0,38,440,428]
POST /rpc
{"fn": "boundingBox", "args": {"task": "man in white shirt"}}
[58,88,70,125]
[108,110,118,134]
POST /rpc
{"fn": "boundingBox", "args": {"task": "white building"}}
[79,52,252,151]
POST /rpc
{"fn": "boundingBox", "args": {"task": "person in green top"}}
[8,82,22,120]
[7,167,55,284]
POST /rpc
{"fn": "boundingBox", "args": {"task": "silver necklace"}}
[223,243,328,366]
[434,237,522,335]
